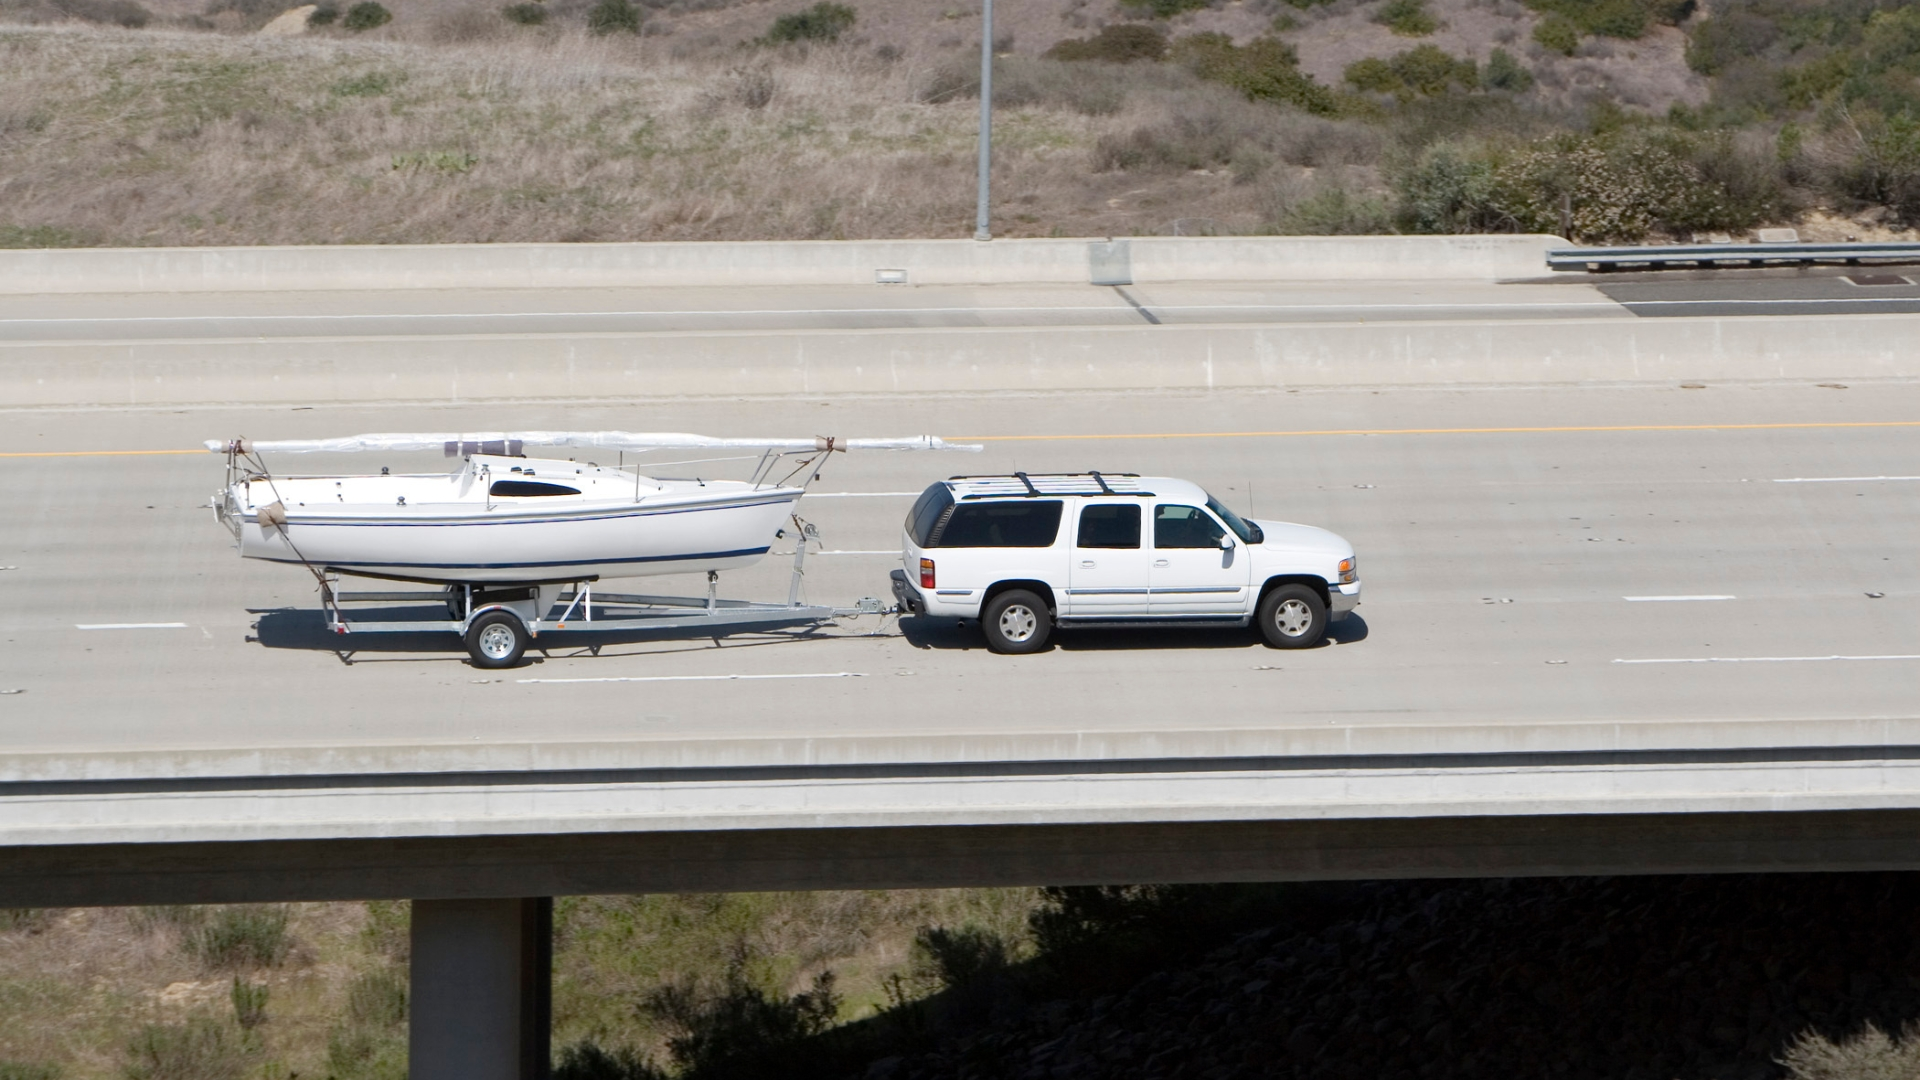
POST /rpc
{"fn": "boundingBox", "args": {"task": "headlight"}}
[1338,556,1356,583]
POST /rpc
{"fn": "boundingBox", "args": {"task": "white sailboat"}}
[210,431,975,585]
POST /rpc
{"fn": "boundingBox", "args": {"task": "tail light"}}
[920,558,936,589]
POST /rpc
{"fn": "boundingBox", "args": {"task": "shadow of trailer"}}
[263,535,889,668]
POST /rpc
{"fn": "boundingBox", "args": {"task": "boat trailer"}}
[307,519,889,668]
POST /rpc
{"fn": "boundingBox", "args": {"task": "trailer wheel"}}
[465,610,528,669]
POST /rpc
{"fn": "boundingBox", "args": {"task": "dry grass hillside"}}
[11,0,1888,247]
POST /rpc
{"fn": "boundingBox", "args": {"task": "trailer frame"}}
[310,517,890,667]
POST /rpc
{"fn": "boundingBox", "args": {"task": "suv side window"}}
[1077,504,1140,548]
[1153,505,1226,549]
[932,501,1064,547]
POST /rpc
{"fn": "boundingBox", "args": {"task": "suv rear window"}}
[905,484,955,547]
[930,501,1063,548]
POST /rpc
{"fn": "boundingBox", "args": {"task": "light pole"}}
[973,0,993,241]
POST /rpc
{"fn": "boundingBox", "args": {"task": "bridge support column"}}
[409,897,552,1080]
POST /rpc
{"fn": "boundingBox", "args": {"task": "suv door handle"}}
[1079,560,1095,568]
[1154,559,1170,568]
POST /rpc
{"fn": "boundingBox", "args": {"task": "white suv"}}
[889,472,1360,654]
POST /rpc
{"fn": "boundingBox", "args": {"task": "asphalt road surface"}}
[1,382,1914,758]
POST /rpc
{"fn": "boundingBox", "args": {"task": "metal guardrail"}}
[1547,242,1920,271]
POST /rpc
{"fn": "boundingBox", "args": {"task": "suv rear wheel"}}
[982,589,1052,654]
[1258,584,1327,649]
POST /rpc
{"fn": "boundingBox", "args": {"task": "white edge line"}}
[1773,476,1920,483]
[1614,654,1920,664]
[75,622,189,630]
[1622,595,1736,602]
[519,672,866,685]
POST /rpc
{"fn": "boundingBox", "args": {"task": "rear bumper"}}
[1330,580,1362,620]
[890,569,926,616]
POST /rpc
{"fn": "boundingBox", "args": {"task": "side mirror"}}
[1218,534,1234,550]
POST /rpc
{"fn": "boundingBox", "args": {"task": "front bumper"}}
[890,569,926,616]
[1330,580,1362,620]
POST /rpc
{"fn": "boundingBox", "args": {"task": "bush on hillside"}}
[763,2,854,44]
[588,0,639,33]
[124,1017,249,1080]
[1118,0,1211,17]
[1044,23,1169,63]
[1484,47,1533,91]
[1345,45,1476,99]
[306,2,336,23]
[52,0,151,27]
[1373,0,1438,36]
[340,1,390,30]
[1392,129,1779,241]
[554,1043,666,1080]
[1523,0,1687,40]
[186,906,290,970]
[1532,14,1580,54]
[1172,33,1340,115]
[502,2,544,25]
[643,963,842,1079]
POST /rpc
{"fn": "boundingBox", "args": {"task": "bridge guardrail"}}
[1548,241,1920,272]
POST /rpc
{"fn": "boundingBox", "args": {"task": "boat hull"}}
[236,488,801,584]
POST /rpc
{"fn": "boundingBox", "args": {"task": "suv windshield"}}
[1205,493,1261,543]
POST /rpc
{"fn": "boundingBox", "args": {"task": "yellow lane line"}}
[6,419,1919,457]
[958,421,1920,442]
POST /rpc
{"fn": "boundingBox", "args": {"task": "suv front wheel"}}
[982,589,1052,654]
[1258,584,1328,649]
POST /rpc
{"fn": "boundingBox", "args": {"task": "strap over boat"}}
[205,432,982,454]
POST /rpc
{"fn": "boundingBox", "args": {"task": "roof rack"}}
[947,472,1142,481]
[945,472,1155,500]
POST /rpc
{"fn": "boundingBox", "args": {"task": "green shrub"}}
[331,70,399,96]
[346,969,408,1026]
[1484,47,1533,91]
[306,2,336,23]
[763,1,853,43]
[588,0,639,33]
[0,909,54,933]
[502,2,544,24]
[1344,56,1399,93]
[553,1043,666,1080]
[0,1063,62,1080]
[1274,186,1394,233]
[51,0,151,28]
[340,1,390,30]
[325,971,407,1080]
[1523,0,1677,39]
[1173,33,1339,114]
[229,979,268,1032]
[1343,45,1475,99]
[642,963,841,1076]
[1533,14,1579,55]
[1395,143,1509,231]
[1373,0,1438,36]
[124,1017,248,1080]
[1119,0,1211,17]
[1830,112,1920,223]
[1044,23,1168,62]
[185,905,290,970]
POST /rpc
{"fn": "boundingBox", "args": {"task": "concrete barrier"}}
[5,313,1916,407]
[0,235,1562,294]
